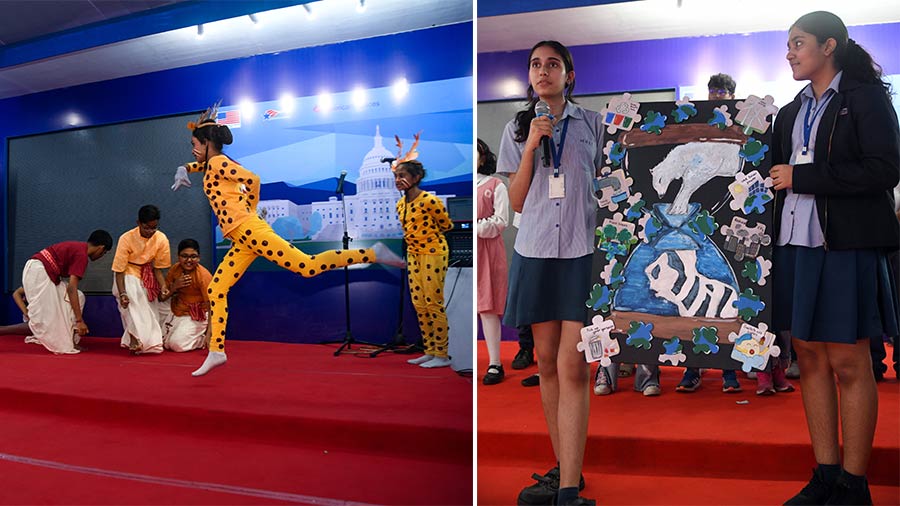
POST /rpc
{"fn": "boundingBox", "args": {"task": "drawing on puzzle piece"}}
[597,213,638,261]
[728,322,781,372]
[741,256,772,286]
[623,193,647,222]
[601,259,627,290]
[594,168,634,211]
[691,326,720,355]
[671,98,698,124]
[600,93,642,135]
[586,283,614,313]
[720,216,772,261]
[637,213,663,243]
[739,137,769,167]
[688,209,717,236]
[626,321,654,350]
[708,105,734,130]
[734,95,779,135]
[577,315,621,367]
[650,142,743,215]
[603,140,627,167]
[640,110,667,135]
[645,250,739,319]
[732,287,765,321]
[728,171,774,215]
[659,336,687,366]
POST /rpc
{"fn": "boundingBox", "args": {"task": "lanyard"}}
[801,89,834,155]
[550,117,570,177]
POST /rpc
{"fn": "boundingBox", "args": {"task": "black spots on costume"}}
[320,264,327,270]
[309,269,316,276]
[362,256,369,263]
[261,240,269,247]
[208,288,213,294]
[358,249,366,254]
[222,161,228,168]
[284,261,291,267]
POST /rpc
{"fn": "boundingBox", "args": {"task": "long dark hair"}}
[477,138,496,175]
[792,11,891,95]
[513,41,576,143]
[192,123,234,150]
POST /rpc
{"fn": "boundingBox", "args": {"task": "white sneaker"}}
[642,385,662,397]
[407,354,433,365]
[594,366,613,395]
[372,242,406,268]
[420,356,451,368]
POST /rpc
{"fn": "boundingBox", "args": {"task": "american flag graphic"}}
[216,110,241,127]
[263,109,279,120]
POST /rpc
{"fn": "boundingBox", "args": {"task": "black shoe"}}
[522,373,540,387]
[516,466,585,505]
[785,467,835,505]
[825,474,872,505]
[513,348,534,369]
[483,364,505,385]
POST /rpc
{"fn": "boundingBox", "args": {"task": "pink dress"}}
[477,176,509,315]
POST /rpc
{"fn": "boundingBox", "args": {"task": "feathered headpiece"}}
[391,131,422,172]
[187,99,222,131]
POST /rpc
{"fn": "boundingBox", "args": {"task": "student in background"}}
[477,138,510,385]
[112,204,171,355]
[0,230,112,353]
[158,238,211,352]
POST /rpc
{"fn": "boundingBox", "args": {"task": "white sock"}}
[420,356,451,368]
[371,242,406,268]
[407,354,433,365]
[191,351,227,376]
[480,313,502,367]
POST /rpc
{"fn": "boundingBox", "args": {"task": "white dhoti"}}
[158,304,207,352]
[113,274,164,354]
[22,259,84,354]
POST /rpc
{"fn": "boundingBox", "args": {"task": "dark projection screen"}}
[7,113,213,293]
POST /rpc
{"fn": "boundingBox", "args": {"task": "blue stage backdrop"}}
[0,22,473,345]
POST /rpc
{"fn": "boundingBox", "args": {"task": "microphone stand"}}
[330,172,378,356]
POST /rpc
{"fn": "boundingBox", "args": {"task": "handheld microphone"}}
[336,170,347,194]
[535,100,553,167]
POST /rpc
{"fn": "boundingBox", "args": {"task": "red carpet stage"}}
[478,342,900,505]
[0,336,472,505]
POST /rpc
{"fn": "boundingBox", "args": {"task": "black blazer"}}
[772,76,900,250]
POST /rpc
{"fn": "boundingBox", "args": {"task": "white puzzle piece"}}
[600,93,643,135]
[594,168,633,211]
[720,216,772,261]
[578,315,621,366]
[728,170,775,215]
[734,95,779,135]
[728,322,781,372]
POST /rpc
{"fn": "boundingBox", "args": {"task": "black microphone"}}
[336,170,347,194]
[535,100,553,167]
[380,157,396,164]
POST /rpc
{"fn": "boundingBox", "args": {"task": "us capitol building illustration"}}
[256,126,453,241]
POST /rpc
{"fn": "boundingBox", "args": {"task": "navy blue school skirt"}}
[503,252,593,327]
[773,245,899,343]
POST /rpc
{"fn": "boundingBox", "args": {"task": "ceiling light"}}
[317,92,332,113]
[392,77,409,100]
[352,87,367,109]
[279,93,295,114]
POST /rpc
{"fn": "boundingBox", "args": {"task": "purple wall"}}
[478,23,900,101]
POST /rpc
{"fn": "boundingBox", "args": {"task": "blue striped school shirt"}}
[777,71,843,247]
[497,102,604,259]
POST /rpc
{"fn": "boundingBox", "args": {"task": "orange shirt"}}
[166,263,212,317]
[111,227,171,278]
[185,154,260,237]
[396,191,453,255]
